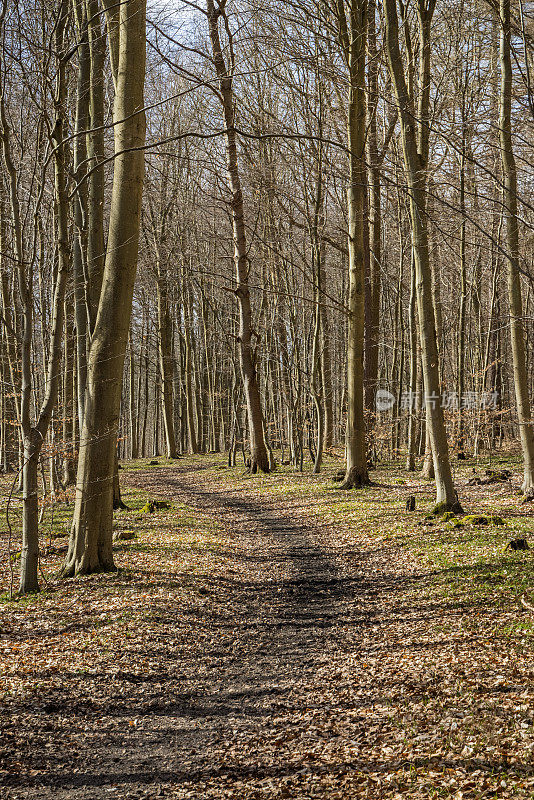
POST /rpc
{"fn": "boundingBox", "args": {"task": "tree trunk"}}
[19,432,40,594]
[140,328,150,457]
[129,332,139,459]
[86,0,107,325]
[112,447,127,510]
[63,0,147,577]
[157,264,178,458]
[364,0,381,413]
[62,296,76,486]
[406,256,418,470]
[310,120,326,474]
[72,0,90,428]
[498,0,534,495]
[337,0,370,488]
[321,286,334,449]
[457,123,467,453]
[384,0,460,511]
[206,0,269,473]
[311,255,324,473]
[184,321,198,455]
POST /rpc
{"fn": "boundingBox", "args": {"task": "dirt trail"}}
[3,463,534,799]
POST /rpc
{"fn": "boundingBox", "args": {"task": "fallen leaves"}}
[0,456,533,798]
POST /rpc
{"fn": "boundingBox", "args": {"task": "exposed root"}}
[246,457,271,475]
[339,467,371,490]
[61,557,117,579]
[432,499,464,515]
[17,585,40,597]
[113,498,129,511]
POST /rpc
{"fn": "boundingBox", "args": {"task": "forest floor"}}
[0,453,534,799]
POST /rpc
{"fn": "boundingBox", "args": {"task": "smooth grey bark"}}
[321,272,334,449]
[310,104,326,474]
[72,0,90,428]
[498,0,534,495]
[62,296,76,486]
[311,233,325,474]
[457,117,468,452]
[364,0,381,412]
[334,0,370,488]
[63,0,147,577]
[406,256,418,471]
[206,0,269,473]
[157,264,178,459]
[129,332,139,459]
[181,277,198,455]
[85,0,106,325]
[384,0,460,511]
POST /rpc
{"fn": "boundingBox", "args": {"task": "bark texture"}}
[498,0,534,495]
[63,0,147,577]
[384,0,460,511]
[206,0,270,474]
[336,0,370,488]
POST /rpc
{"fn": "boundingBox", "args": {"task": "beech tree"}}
[205,0,270,473]
[383,0,461,512]
[498,0,534,498]
[63,0,147,576]
[330,0,370,488]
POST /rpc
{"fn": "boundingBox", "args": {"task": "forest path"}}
[3,459,533,799]
[111,461,413,800]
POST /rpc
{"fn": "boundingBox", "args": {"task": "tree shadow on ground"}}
[2,465,532,799]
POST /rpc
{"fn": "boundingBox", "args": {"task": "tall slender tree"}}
[206,0,270,473]
[331,0,370,488]
[498,0,534,497]
[63,0,147,576]
[383,0,461,511]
